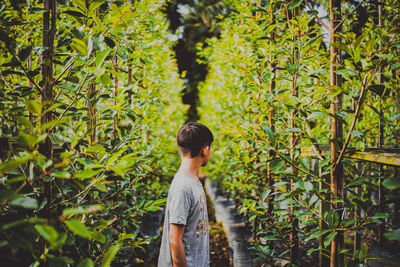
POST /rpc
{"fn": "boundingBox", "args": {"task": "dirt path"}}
[205,180,253,267]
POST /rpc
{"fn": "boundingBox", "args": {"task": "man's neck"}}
[177,156,201,183]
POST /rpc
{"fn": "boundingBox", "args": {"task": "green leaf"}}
[263,235,281,241]
[305,229,329,242]
[19,46,33,61]
[359,242,368,259]
[324,231,337,247]
[146,205,161,212]
[99,73,112,86]
[108,165,125,177]
[62,205,102,216]
[34,225,58,244]
[26,100,42,115]
[28,7,48,13]
[286,61,298,75]
[16,116,33,129]
[354,32,368,49]
[286,127,301,133]
[331,41,350,54]
[0,29,12,46]
[384,228,400,241]
[94,183,107,192]
[16,133,38,148]
[382,177,400,190]
[10,196,38,209]
[77,258,94,267]
[49,256,74,266]
[104,36,116,48]
[327,209,339,229]
[263,125,275,146]
[106,148,127,167]
[371,213,389,220]
[309,195,319,207]
[95,49,112,68]
[89,0,104,12]
[102,244,120,267]
[65,219,91,239]
[64,10,87,18]
[75,168,103,180]
[350,131,363,137]
[304,181,313,192]
[307,111,328,120]
[41,118,68,131]
[71,38,87,56]
[288,0,303,9]
[0,154,33,174]
[269,158,284,172]
[368,84,389,98]
[0,188,18,202]
[52,171,71,179]
[89,231,106,243]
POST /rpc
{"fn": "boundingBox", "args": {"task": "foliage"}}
[0,0,185,265]
[200,0,400,265]
[164,0,228,121]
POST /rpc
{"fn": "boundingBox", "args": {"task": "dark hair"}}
[177,122,214,157]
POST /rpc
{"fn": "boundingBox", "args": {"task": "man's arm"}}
[169,223,186,267]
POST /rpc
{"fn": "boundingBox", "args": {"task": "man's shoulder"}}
[168,176,193,196]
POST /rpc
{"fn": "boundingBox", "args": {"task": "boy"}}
[158,122,213,267]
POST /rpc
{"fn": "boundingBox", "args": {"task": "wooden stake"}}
[87,82,97,144]
[289,5,299,265]
[377,0,385,244]
[113,56,119,138]
[329,0,344,266]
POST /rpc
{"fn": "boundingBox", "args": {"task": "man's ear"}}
[201,145,208,157]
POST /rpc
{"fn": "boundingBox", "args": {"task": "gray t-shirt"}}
[158,174,209,267]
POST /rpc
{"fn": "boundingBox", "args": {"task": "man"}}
[158,122,213,267]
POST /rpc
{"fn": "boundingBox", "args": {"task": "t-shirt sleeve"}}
[168,188,191,225]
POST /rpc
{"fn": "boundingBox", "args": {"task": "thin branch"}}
[60,174,105,204]
[304,0,330,32]
[6,46,45,98]
[110,120,141,154]
[304,118,325,161]
[54,60,74,87]
[334,0,365,32]
[333,63,380,169]
[49,73,89,132]
[293,196,328,224]
[260,135,321,181]
[54,61,75,100]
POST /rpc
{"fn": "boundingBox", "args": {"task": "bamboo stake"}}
[267,1,276,216]
[113,56,118,138]
[353,163,361,257]
[40,0,56,259]
[289,6,300,265]
[377,0,385,244]
[329,0,344,266]
[87,82,97,145]
[128,63,132,108]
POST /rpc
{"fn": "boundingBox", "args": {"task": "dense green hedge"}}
[0,0,185,266]
[200,0,400,265]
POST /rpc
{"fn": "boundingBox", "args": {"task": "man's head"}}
[177,122,213,166]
